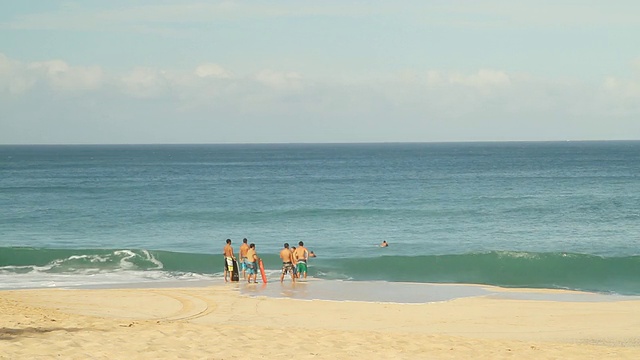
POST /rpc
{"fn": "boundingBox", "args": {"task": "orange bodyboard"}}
[259,259,267,283]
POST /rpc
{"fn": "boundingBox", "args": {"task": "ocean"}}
[1,142,639,296]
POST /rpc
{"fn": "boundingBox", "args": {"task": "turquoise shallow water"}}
[1,142,640,295]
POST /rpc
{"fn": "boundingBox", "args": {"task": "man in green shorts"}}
[293,241,309,279]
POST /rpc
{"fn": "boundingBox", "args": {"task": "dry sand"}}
[2,284,640,359]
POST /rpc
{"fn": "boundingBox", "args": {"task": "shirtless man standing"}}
[223,239,235,282]
[279,243,296,283]
[239,238,250,280]
[245,243,260,283]
[293,241,309,279]
[291,247,298,278]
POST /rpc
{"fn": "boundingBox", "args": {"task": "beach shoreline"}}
[4,277,637,303]
[2,282,640,359]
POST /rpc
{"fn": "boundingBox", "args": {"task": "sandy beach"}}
[2,283,640,359]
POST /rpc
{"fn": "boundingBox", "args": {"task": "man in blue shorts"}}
[245,243,260,283]
[239,238,249,280]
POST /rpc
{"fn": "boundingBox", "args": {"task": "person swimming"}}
[380,241,388,247]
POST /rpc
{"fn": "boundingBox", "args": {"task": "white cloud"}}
[604,77,640,97]
[603,58,640,102]
[447,69,511,88]
[28,60,103,91]
[0,54,36,94]
[117,63,237,101]
[255,70,303,90]
[2,52,640,144]
[0,53,103,94]
[0,54,11,74]
[194,63,231,79]
[119,67,171,98]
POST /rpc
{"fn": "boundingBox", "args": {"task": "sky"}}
[1,0,639,144]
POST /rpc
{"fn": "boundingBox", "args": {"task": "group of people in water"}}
[278,241,316,283]
[222,238,315,283]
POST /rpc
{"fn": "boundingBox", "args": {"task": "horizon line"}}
[1,139,639,147]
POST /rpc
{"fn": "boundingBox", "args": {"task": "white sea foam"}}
[114,250,137,270]
[0,270,219,290]
[141,249,164,269]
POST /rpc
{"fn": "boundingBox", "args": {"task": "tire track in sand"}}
[147,290,217,322]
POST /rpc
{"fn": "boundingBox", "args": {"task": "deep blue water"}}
[1,142,639,293]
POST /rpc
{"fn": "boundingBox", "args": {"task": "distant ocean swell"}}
[1,247,639,295]
[326,252,640,295]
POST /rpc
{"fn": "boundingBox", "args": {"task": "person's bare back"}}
[280,248,293,262]
[223,243,234,258]
[239,242,249,258]
[279,243,295,282]
[293,246,308,262]
[294,241,309,279]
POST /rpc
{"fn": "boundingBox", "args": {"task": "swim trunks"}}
[296,260,307,274]
[224,257,234,272]
[241,257,248,271]
[282,262,294,274]
[245,260,257,275]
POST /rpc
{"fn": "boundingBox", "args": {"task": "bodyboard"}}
[231,258,239,282]
[259,259,267,283]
